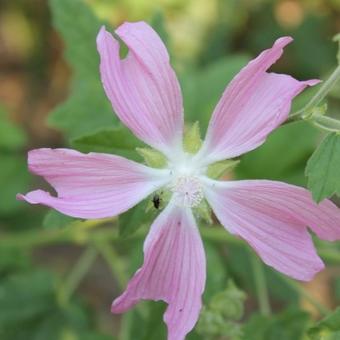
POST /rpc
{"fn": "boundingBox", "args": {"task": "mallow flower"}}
[18,21,340,340]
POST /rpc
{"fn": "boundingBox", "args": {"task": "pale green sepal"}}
[194,199,213,225]
[145,197,155,213]
[183,121,202,154]
[207,159,240,179]
[136,147,167,168]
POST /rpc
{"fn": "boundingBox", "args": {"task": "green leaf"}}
[197,281,245,339]
[0,106,26,151]
[210,281,246,320]
[0,154,31,214]
[196,308,243,339]
[71,126,142,160]
[0,269,111,340]
[0,248,30,277]
[181,55,249,132]
[119,201,151,238]
[43,210,77,229]
[308,307,340,339]
[236,122,318,186]
[48,0,117,139]
[0,270,56,326]
[0,106,30,214]
[305,133,340,202]
[243,307,310,340]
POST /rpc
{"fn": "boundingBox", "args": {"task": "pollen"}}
[170,176,204,208]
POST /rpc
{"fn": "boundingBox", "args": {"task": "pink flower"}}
[18,21,340,340]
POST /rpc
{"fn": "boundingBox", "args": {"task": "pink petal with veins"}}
[204,180,340,280]
[97,22,183,156]
[112,203,206,340]
[199,37,319,164]
[17,148,169,219]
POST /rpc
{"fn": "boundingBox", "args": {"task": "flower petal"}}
[198,37,319,164]
[111,203,206,340]
[203,179,340,281]
[97,22,183,156]
[17,148,170,219]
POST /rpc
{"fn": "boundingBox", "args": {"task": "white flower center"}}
[169,175,203,208]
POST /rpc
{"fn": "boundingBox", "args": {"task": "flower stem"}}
[312,115,340,132]
[250,253,271,316]
[58,245,97,305]
[2,220,334,317]
[3,225,340,265]
[289,64,340,121]
[279,275,330,316]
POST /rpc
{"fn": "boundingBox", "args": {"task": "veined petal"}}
[203,179,340,281]
[17,148,170,219]
[97,22,183,156]
[197,37,319,164]
[111,202,206,340]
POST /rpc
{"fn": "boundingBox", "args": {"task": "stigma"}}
[170,176,204,208]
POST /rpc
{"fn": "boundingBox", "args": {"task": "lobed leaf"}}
[71,126,142,161]
[305,132,340,202]
[48,0,117,139]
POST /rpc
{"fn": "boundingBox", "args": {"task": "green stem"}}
[316,248,340,263]
[289,65,340,121]
[250,253,271,316]
[58,245,97,305]
[0,220,134,249]
[279,275,330,316]
[0,218,115,248]
[2,220,335,317]
[119,312,134,340]
[3,225,340,264]
[312,115,340,132]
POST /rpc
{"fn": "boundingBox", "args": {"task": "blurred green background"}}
[0,0,340,339]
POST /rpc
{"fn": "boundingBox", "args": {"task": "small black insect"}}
[152,194,161,209]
